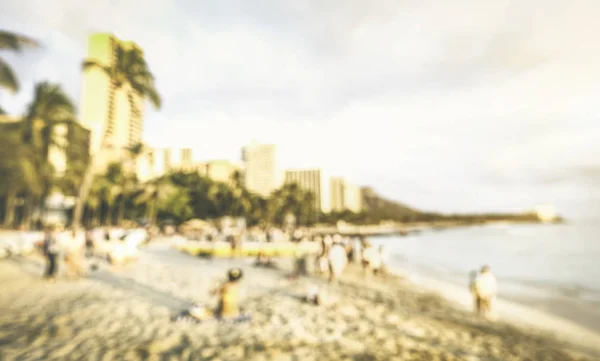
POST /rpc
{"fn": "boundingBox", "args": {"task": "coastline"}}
[390,265,600,353]
[1,241,599,360]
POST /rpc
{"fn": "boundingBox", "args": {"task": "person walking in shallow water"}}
[473,265,497,320]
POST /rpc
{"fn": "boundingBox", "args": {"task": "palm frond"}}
[82,59,111,74]
[0,31,40,52]
[0,58,19,93]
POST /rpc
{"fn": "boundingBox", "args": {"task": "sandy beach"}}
[1,240,599,361]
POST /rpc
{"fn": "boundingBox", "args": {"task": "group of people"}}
[40,224,150,280]
[288,234,389,283]
[41,224,87,281]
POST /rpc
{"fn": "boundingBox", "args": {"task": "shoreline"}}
[1,241,599,360]
[388,265,600,354]
[174,239,600,354]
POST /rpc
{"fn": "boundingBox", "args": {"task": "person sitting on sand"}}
[306,285,327,305]
[179,268,248,323]
[473,265,497,320]
[213,268,243,318]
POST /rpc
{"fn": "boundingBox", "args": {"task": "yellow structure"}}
[242,142,277,196]
[284,168,331,213]
[330,177,363,213]
[80,33,144,155]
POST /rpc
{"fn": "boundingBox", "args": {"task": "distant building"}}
[343,182,362,213]
[136,147,194,181]
[284,168,330,213]
[242,142,277,197]
[80,33,145,154]
[197,160,241,184]
[330,177,362,213]
[534,205,558,223]
[330,177,345,212]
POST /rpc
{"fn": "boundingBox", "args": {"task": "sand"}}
[1,240,599,361]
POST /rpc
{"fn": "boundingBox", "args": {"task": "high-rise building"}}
[284,168,330,213]
[330,177,362,213]
[242,142,277,197]
[80,33,145,154]
[343,182,362,213]
[330,177,346,212]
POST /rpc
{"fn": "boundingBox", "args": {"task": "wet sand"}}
[1,241,599,361]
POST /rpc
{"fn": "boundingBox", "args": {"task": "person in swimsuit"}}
[182,268,245,322]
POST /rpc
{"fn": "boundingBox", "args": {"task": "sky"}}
[1,0,599,219]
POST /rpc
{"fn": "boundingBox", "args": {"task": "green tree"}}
[269,183,316,227]
[134,176,177,226]
[0,30,39,114]
[72,44,161,227]
[0,121,41,227]
[22,82,77,225]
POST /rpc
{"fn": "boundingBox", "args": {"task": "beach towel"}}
[172,305,252,324]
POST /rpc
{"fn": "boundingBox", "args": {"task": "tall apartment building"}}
[80,33,145,155]
[284,169,331,213]
[330,177,346,212]
[343,182,362,213]
[330,177,363,213]
[242,143,277,197]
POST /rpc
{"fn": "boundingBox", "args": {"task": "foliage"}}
[0,82,79,228]
[0,30,39,94]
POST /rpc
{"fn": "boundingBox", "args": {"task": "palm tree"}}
[0,121,41,227]
[22,82,77,224]
[72,44,162,227]
[134,176,176,226]
[269,183,316,227]
[0,30,40,113]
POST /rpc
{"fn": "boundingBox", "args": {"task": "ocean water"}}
[373,221,600,331]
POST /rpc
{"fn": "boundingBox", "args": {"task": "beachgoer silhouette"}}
[473,265,497,320]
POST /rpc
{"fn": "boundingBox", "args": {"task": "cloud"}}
[1,0,599,217]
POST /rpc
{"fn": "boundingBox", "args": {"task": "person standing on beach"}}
[469,270,479,313]
[64,229,86,279]
[473,265,497,319]
[361,240,376,276]
[42,225,61,281]
[328,238,347,283]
